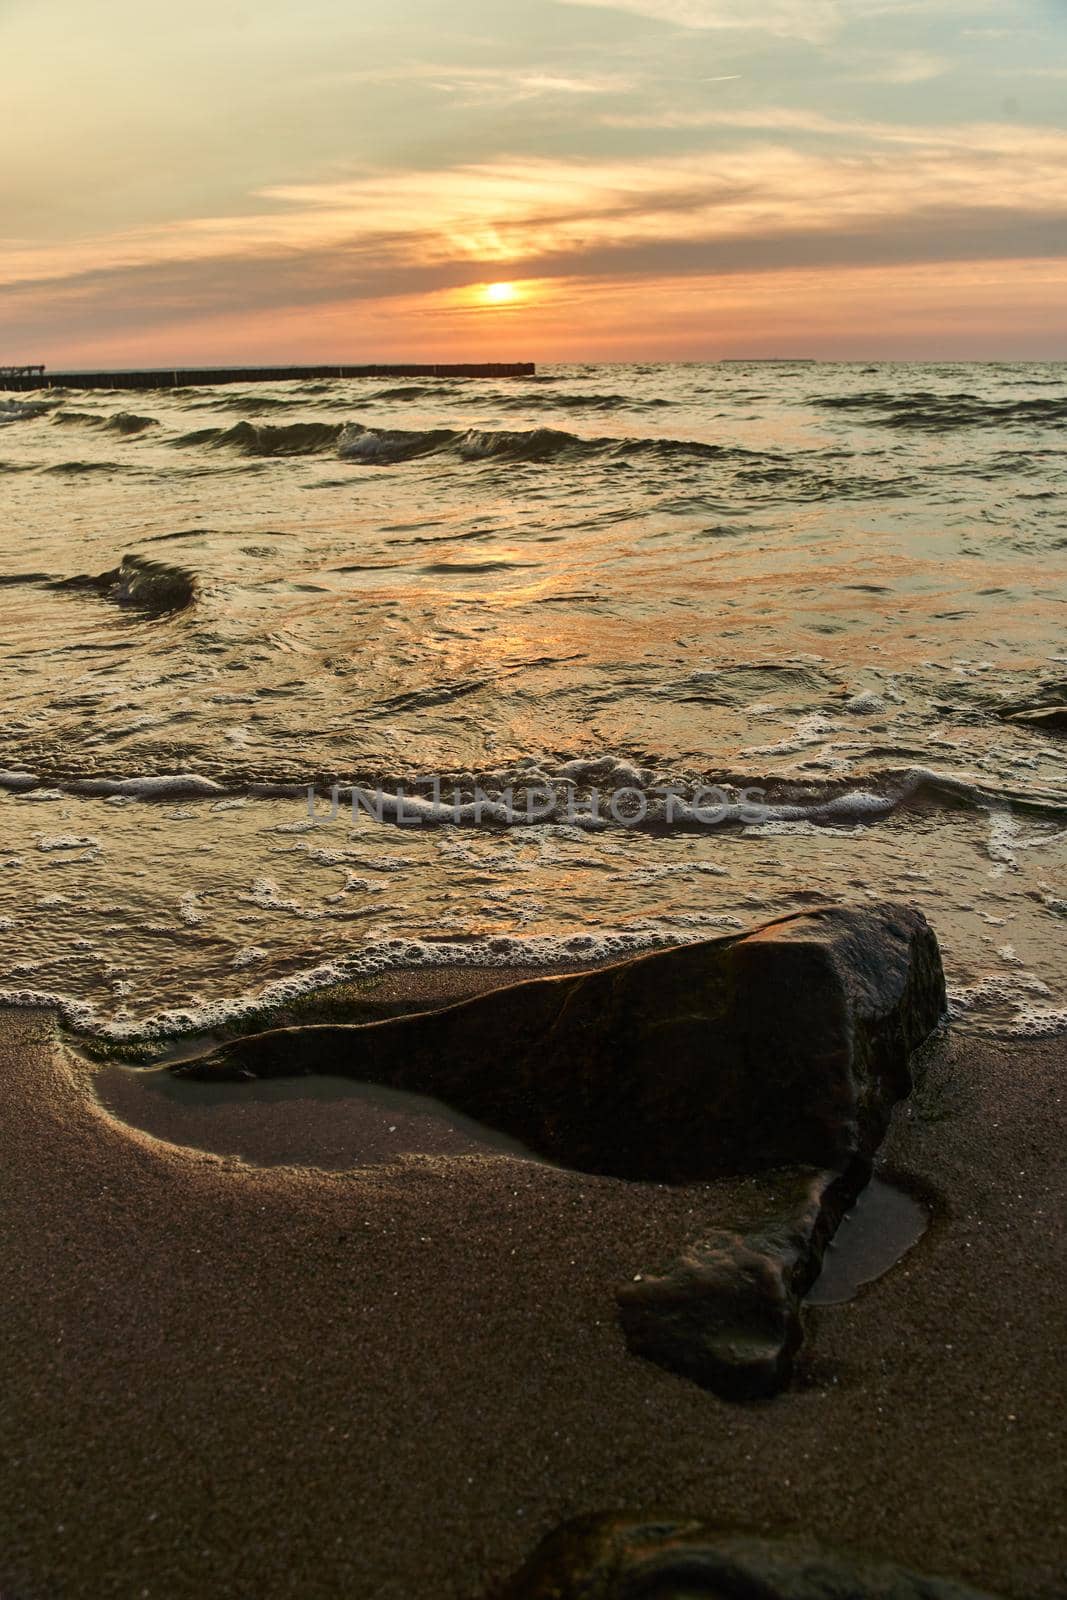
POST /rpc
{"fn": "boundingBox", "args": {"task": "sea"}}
[1,362,1064,1044]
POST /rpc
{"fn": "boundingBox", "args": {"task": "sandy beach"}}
[1,999,1064,1600]
[5,2,1067,1592]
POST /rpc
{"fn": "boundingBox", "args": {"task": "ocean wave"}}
[0,399,52,425]
[662,661,842,706]
[997,691,1067,734]
[51,409,98,426]
[65,773,225,798]
[186,395,303,415]
[104,411,158,436]
[337,425,458,463]
[368,384,465,402]
[362,382,640,405]
[52,409,158,435]
[338,421,766,468]
[162,413,771,468]
[812,390,1067,429]
[173,420,347,456]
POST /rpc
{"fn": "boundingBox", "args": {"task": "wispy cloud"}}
[847,50,948,84]
[320,63,637,103]
[555,0,843,41]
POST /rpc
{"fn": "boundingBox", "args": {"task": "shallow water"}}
[804,1177,930,1307]
[1,362,1064,1039]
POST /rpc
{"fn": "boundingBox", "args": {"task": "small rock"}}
[494,1513,1004,1599]
[617,1167,854,1400]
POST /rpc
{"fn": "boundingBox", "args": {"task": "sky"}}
[1,0,1065,363]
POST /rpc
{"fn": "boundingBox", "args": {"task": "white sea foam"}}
[0,927,691,1042]
[948,971,1067,1039]
[66,774,227,799]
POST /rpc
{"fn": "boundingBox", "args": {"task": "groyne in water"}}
[0,362,536,392]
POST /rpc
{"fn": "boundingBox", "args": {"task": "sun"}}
[484,281,519,306]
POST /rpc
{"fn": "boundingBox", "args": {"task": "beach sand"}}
[1,1000,1064,1599]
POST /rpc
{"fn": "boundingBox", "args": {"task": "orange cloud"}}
[5,120,1067,297]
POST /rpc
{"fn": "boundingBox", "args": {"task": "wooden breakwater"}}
[0,362,535,393]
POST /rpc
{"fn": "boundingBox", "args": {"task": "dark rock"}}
[616,1166,855,1400]
[50,554,197,614]
[493,1512,1003,1600]
[996,679,1067,734]
[177,903,945,1185]
[1004,704,1067,733]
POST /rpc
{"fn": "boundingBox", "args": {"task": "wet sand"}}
[1,1003,1064,1599]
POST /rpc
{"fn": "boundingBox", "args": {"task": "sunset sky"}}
[2,0,1065,363]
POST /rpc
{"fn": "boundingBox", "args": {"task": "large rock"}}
[179,903,945,1185]
[493,1512,1002,1600]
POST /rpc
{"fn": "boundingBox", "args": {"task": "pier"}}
[0,362,534,392]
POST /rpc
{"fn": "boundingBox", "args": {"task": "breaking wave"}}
[160,415,771,467]
[52,409,159,435]
[0,399,52,425]
[337,425,460,464]
[337,422,765,467]
[0,928,684,1045]
[173,420,347,456]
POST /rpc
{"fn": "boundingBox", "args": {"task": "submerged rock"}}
[178,904,945,1184]
[494,1512,1003,1600]
[50,553,198,614]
